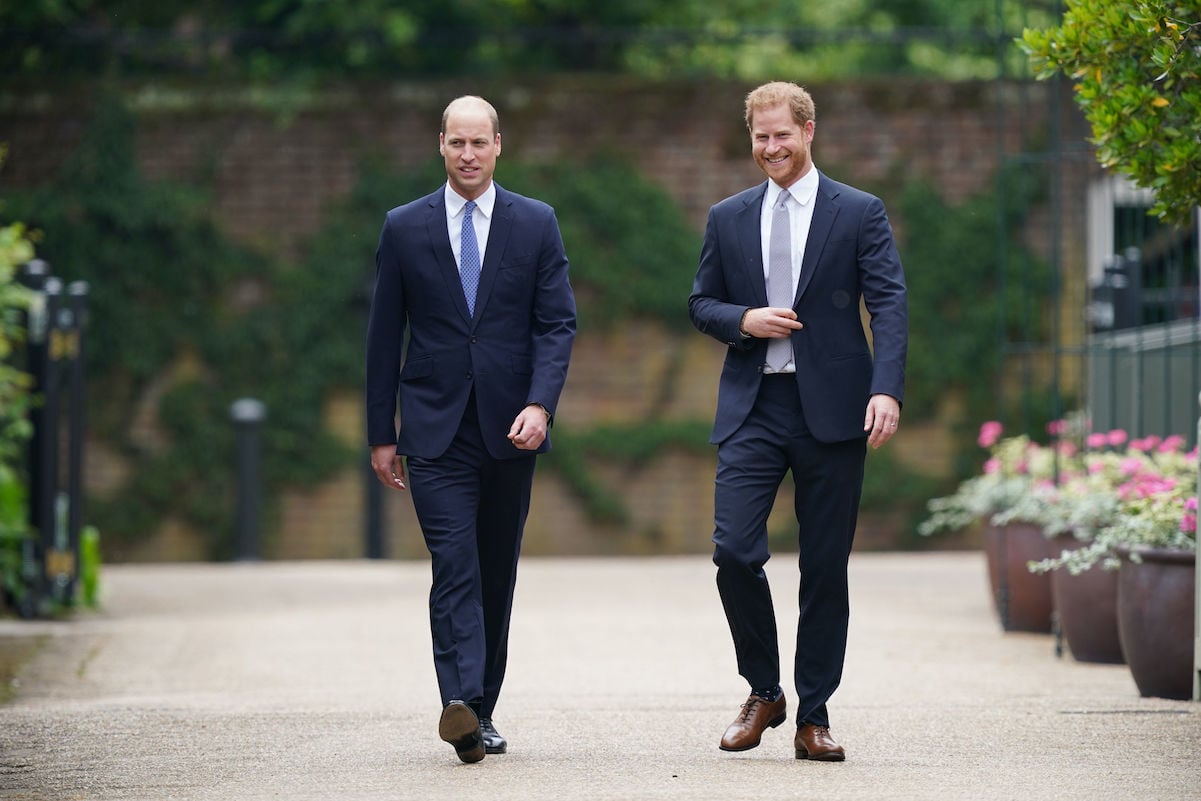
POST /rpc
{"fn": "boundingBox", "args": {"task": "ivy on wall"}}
[0,92,1061,554]
[0,96,707,556]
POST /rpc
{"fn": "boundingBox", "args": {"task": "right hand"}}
[370,444,406,491]
[740,307,804,339]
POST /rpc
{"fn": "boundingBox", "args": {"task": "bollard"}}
[230,398,266,561]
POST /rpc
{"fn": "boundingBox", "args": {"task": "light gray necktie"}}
[766,193,793,371]
[460,200,481,315]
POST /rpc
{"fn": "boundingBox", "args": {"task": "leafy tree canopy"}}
[1021,1,1201,224]
[2,0,1053,82]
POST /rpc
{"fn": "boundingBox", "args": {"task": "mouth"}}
[765,155,788,165]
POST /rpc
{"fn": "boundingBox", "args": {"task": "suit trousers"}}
[712,373,865,728]
[406,390,536,718]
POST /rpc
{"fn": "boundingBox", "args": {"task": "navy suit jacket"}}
[689,172,907,445]
[366,183,576,460]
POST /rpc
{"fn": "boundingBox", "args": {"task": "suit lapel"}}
[425,190,474,322]
[795,173,840,304]
[737,182,769,307]
[472,185,513,323]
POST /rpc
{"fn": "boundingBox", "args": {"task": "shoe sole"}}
[439,703,485,764]
[795,748,846,762]
[718,712,788,752]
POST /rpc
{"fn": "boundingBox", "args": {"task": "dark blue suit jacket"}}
[366,183,576,460]
[689,172,907,444]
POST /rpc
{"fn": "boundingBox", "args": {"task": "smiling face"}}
[439,98,501,201]
[749,102,815,189]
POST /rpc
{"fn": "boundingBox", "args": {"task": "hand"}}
[740,307,804,339]
[370,444,406,490]
[508,404,549,451]
[864,394,901,450]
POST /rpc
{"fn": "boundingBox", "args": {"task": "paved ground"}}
[0,552,1198,801]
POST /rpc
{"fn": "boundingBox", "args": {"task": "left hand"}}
[508,404,550,451]
[864,394,901,450]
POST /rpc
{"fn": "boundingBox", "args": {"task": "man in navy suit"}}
[689,82,907,762]
[366,95,576,764]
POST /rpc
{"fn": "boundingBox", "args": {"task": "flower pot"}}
[1116,546,1196,700]
[983,522,1055,633]
[1051,561,1124,664]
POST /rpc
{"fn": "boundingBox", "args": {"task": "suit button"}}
[466,371,473,379]
[470,336,478,344]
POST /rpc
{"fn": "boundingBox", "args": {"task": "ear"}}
[495,133,502,157]
[438,132,446,156]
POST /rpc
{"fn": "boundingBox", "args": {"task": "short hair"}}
[744,82,816,130]
[441,96,500,138]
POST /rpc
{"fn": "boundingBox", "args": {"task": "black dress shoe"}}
[438,701,485,763]
[479,718,507,754]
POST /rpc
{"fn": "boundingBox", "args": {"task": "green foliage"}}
[2,95,358,556]
[77,525,100,608]
[0,219,36,486]
[0,195,38,610]
[504,156,700,330]
[2,0,1056,82]
[894,164,1054,425]
[544,421,712,525]
[1021,1,1201,224]
[0,97,708,552]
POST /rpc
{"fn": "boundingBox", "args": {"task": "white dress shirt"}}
[445,182,496,274]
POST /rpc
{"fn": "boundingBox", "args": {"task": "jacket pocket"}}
[400,355,434,381]
[509,354,534,375]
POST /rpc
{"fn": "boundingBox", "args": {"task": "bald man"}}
[366,95,576,763]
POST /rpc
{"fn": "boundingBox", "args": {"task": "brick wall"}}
[0,76,1079,560]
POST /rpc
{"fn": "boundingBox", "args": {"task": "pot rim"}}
[1115,544,1197,565]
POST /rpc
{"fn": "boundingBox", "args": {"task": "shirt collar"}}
[445,182,496,219]
[767,166,819,209]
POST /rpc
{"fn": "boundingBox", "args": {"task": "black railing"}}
[10,260,90,617]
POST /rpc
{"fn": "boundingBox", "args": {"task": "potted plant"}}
[1030,434,1197,697]
[921,422,1062,632]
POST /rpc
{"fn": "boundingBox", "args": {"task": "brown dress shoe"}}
[719,694,787,751]
[795,723,846,761]
[439,701,485,764]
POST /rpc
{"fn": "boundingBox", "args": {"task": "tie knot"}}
[776,193,790,211]
[464,200,476,215]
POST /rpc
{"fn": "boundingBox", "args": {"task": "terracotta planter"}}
[1116,546,1196,700]
[982,522,1055,633]
[1051,560,1124,664]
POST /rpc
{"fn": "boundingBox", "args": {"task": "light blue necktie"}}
[766,193,793,371]
[460,200,481,315]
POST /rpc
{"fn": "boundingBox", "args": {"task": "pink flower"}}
[1086,432,1107,449]
[1158,435,1185,453]
[1183,498,1198,535]
[1107,429,1128,447]
[978,421,1003,449]
[1046,419,1066,436]
[983,457,1001,474]
[1119,457,1144,476]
